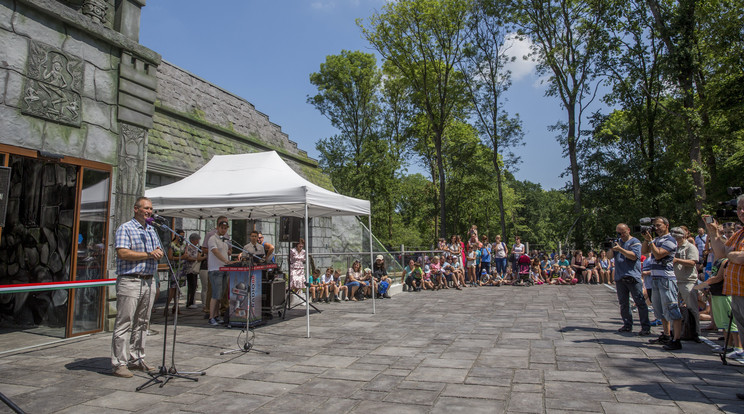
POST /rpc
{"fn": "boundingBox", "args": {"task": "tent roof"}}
[145,151,370,219]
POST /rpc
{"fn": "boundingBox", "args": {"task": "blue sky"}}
[139,1,580,190]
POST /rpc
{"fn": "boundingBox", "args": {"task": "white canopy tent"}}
[145,151,374,337]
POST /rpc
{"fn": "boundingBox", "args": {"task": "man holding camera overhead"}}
[705,194,744,399]
[612,223,650,336]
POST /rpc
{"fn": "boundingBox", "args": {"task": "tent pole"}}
[369,214,375,315]
[305,200,310,338]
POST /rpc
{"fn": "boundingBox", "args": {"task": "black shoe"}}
[737,393,744,400]
[383,293,391,299]
[649,334,670,345]
[663,340,682,351]
[638,330,651,336]
[617,326,632,332]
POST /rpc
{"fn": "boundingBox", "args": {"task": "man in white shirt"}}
[207,219,235,326]
[240,230,265,262]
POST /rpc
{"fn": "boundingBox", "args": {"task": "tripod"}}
[220,257,270,356]
[282,286,321,319]
[137,220,204,391]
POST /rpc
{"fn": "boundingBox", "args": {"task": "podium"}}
[220,264,276,328]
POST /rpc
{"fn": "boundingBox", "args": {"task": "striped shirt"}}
[115,218,159,276]
[649,234,677,279]
[722,228,744,297]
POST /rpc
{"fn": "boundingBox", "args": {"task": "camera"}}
[602,237,619,249]
[632,217,653,234]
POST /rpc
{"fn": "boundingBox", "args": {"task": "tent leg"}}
[369,214,375,315]
[305,202,310,338]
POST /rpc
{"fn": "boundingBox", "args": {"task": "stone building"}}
[0,0,348,345]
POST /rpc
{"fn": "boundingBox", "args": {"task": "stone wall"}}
[0,0,120,164]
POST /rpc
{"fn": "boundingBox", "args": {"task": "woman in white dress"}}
[289,238,306,291]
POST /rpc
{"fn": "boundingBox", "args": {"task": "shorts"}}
[208,270,228,300]
[650,277,682,321]
[711,295,739,332]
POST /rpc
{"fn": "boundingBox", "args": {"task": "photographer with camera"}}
[642,217,682,351]
[612,223,650,335]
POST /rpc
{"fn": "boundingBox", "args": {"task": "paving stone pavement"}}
[1,285,743,413]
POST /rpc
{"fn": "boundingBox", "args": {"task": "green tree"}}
[308,50,382,197]
[359,0,472,238]
[512,0,610,247]
[461,0,525,238]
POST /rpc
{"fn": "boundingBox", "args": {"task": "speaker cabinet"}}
[279,216,301,242]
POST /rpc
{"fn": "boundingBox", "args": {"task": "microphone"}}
[150,213,169,223]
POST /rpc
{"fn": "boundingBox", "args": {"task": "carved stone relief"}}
[81,0,109,25]
[21,40,84,127]
[115,123,146,229]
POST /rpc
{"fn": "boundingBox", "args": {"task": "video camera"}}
[632,217,653,234]
[716,186,742,219]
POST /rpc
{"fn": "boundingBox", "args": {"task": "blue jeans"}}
[378,280,389,295]
[494,258,507,275]
[651,277,682,321]
[616,276,650,331]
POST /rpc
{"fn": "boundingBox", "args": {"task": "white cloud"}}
[311,1,336,10]
[503,33,538,82]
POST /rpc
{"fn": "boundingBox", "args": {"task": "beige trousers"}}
[110,276,156,368]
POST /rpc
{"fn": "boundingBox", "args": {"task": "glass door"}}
[68,168,110,336]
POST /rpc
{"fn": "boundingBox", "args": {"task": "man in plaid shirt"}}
[705,194,744,399]
[110,196,163,378]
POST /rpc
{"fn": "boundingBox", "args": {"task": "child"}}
[411,261,424,291]
[308,269,321,302]
[430,256,443,290]
[322,267,341,302]
[466,245,477,286]
[530,257,544,285]
[332,270,349,300]
[422,263,434,290]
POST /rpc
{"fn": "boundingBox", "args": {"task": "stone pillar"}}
[114,0,146,42]
[107,49,157,330]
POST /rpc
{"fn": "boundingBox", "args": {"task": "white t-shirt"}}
[207,235,229,271]
[321,273,334,284]
[512,243,525,258]
[493,242,507,259]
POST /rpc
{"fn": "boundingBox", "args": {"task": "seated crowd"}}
[305,255,393,302]
[400,229,616,291]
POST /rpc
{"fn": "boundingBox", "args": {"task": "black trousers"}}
[186,272,198,307]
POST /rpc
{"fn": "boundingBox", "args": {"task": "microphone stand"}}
[136,219,204,391]
[220,253,270,356]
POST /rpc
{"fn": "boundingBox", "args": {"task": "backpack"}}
[679,306,699,341]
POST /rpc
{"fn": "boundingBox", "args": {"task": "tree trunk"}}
[435,130,447,239]
[493,147,506,237]
[566,104,583,247]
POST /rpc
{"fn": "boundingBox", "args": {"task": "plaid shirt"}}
[723,228,744,297]
[115,218,159,276]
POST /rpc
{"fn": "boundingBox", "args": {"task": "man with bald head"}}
[612,223,650,335]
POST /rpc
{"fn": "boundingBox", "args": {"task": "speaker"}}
[279,216,301,242]
[261,277,286,311]
[0,167,10,228]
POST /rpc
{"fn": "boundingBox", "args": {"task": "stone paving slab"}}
[0,284,741,413]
